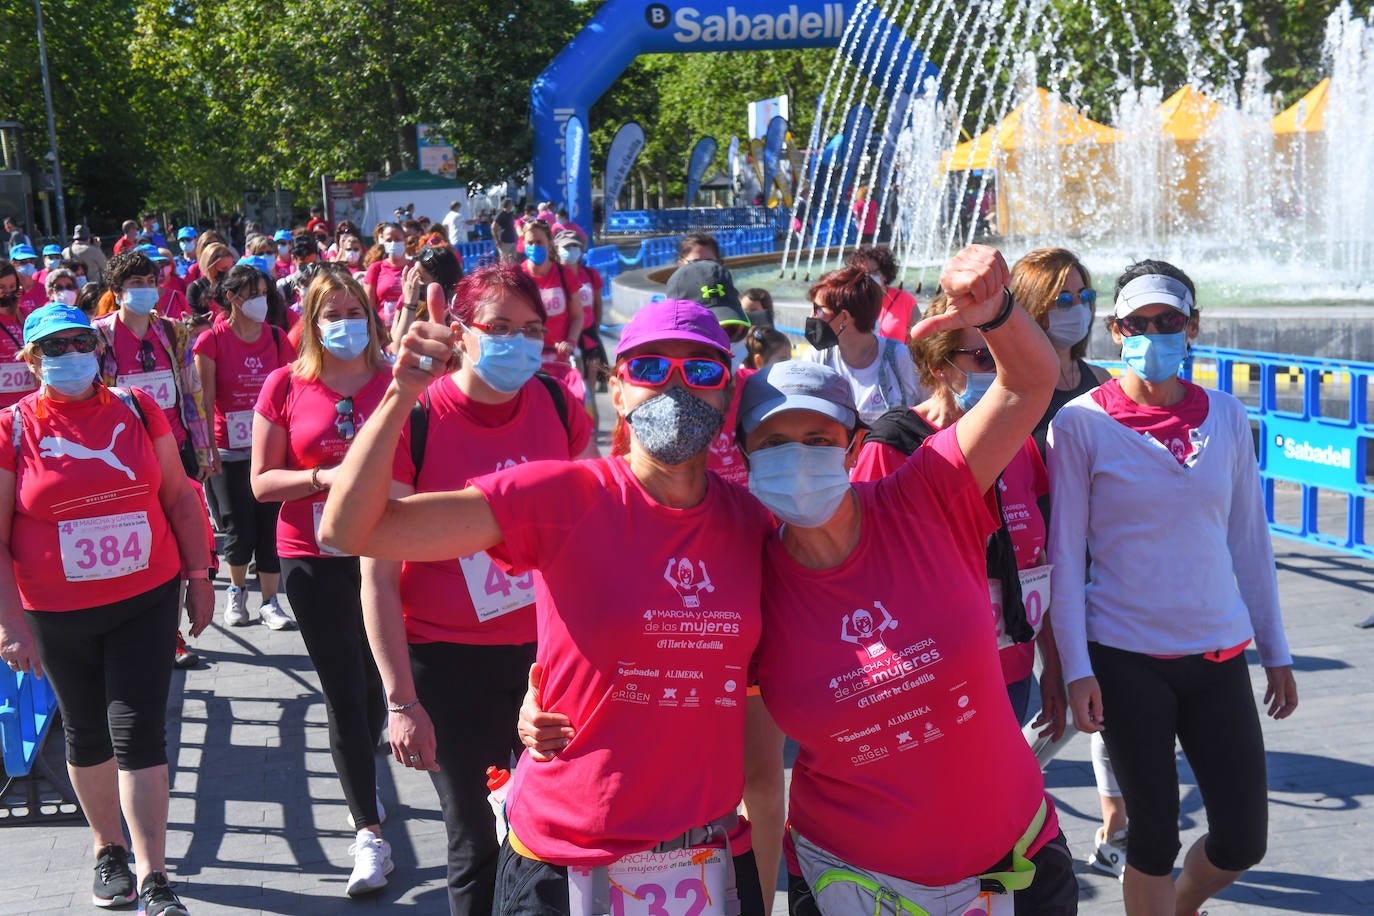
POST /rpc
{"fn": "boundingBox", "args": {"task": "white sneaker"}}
[259,596,295,631]
[345,830,393,896]
[344,790,387,830]
[1087,826,1127,880]
[225,585,251,626]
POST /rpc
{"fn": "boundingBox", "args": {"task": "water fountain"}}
[759,0,1373,336]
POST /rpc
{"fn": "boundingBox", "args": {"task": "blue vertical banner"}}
[760,116,789,207]
[603,122,646,215]
[685,136,719,206]
[564,114,588,224]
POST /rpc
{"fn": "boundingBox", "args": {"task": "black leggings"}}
[410,640,534,916]
[1089,642,1268,876]
[209,458,281,571]
[26,577,180,770]
[281,556,386,828]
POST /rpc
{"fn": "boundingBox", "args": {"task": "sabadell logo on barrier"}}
[646,3,849,43]
[1273,434,1352,469]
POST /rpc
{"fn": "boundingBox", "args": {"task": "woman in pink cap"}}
[321,294,768,914]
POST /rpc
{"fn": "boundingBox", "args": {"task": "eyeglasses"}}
[37,333,99,358]
[468,321,545,342]
[335,396,356,441]
[51,284,78,293]
[139,339,157,373]
[1054,289,1097,309]
[1116,311,1189,336]
[618,355,728,390]
[811,303,835,317]
[948,348,996,372]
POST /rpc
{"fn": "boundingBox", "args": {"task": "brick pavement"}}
[3,417,1372,914]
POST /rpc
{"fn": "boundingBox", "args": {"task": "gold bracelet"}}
[310,466,323,492]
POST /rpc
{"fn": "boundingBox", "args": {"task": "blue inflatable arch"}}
[531,0,938,223]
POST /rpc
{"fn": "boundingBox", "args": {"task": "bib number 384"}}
[457,552,534,622]
[58,512,152,582]
[569,846,727,916]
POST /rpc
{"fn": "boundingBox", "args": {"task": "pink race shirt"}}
[392,374,592,646]
[108,319,187,445]
[472,458,771,865]
[1093,377,1210,465]
[524,264,573,347]
[255,366,392,557]
[756,427,1052,885]
[364,259,405,319]
[193,321,297,450]
[0,388,179,611]
[0,314,37,407]
[876,287,918,342]
[705,366,753,487]
[852,420,1050,684]
[157,288,190,321]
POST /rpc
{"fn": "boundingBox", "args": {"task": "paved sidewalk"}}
[3,445,1372,913]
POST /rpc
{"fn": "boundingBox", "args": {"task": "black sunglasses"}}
[1116,311,1188,336]
[139,339,157,373]
[335,396,356,441]
[38,333,99,358]
[949,347,996,371]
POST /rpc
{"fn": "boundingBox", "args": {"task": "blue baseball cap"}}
[273,229,292,242]
[237,254,274,276]
[8,243,36,261]
[23,302,92,345]
[176,226,198,241]
[136,243,169,263]
[42,244,62,258]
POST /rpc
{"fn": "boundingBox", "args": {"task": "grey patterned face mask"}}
[626,386,724,466]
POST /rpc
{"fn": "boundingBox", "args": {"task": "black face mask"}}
[805,315,840,350]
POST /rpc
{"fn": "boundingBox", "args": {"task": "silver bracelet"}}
[387,700,420,712]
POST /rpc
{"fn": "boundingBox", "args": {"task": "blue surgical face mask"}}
[748,442,851,527]
[45,257,60,270]
[468,329,544,394]
[179,240,196,254]
[384,240,406,259]
[40,350,98,396]
[525,244,548,267]
[123,287,159,315]
[953,369,996,412]
[1121,332,1186,383]
[320,318,372,361]
[16,264,36,279]
[558,246,582,265]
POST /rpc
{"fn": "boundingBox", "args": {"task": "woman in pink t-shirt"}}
[852,290,1067,739]
[333,233,367,280]
[364,223,408,323]
[0,303,212,916]
[249,268,396,896]
[321,297,772,916]
[194,265,298,630]
[519,219,585,401]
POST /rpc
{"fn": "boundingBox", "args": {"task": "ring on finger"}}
[408,754,421,763]
[416,354,433,372]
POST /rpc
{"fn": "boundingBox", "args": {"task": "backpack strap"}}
[408,389,432,483]
[108,386,151,433]
[531,371,571,443]
[988,479,1034,645]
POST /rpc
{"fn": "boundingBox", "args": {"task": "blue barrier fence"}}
[1,669,57,778]
[454,240,498,266]
[1185,346,1374,559]
[606,206,788,235]
[617,228,777,270]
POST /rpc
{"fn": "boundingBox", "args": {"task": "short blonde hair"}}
[198,242,232,279]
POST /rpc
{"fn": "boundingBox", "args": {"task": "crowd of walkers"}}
[0,211,1297,916]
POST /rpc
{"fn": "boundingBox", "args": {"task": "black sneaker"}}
[137,872,188,916]
[92,843,135,908]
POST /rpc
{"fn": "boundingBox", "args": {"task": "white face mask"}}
[239,295,269,323]
[748,443,851,527]
[345,249,362,264]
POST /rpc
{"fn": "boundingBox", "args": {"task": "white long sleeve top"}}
[1046,386,1292,684]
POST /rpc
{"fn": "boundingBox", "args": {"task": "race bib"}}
[226,409,254,448]
[569,845,727,916]
[0,360,36,394]
[117,369,177,410]
[458,552,535,622]
[540,286,567,317]
[990,564,1053,649]
[58,512,153,582]
[312,500,349,558]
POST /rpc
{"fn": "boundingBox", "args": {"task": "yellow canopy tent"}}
[944,89,1119,237]
[945,88,1120,171]
[1157,85,1221,140]
[1272,78,1329,133]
